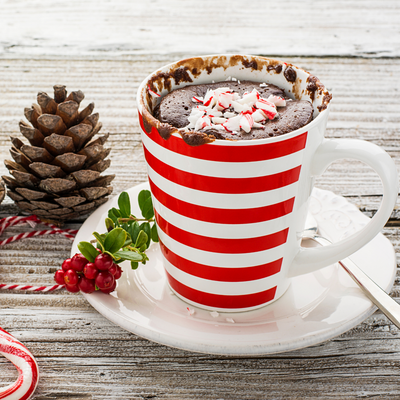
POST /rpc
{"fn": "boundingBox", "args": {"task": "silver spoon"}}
[303,214,400,329]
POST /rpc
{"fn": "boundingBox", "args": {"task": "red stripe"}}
[155,210,288,253]
[144,146,301,194]
[139,111,308,162]
[48,285,64,291]
[166,271,277,309]
[0,330,30,351]
[149,178,294,224]
[0,344,38,400]
[0,371,23,399]
[160,239,282,281]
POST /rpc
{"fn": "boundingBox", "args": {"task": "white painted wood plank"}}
[0,1,399,58]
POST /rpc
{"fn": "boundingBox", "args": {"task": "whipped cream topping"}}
[183,86,286,134]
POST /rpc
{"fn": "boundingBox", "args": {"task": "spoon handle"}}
[310,235,400,329]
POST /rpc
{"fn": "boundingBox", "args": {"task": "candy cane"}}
[0,214,76,291]
[0,284,64,291]
[0,328,39,400]
[0,228,77,246]
[0,216,38,236]
[0,215,75,399]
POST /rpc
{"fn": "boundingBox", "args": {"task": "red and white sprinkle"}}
[212,116,227,124]
[252,109,267,123]
[240,113,254,133]
[218,92,233,109]
[186,307,195,316]
[256,99,278,120]
[223,114,241,133]
[203,89,214,107]
[267,95,286,107]
[147,84,160,98]
[192,96,204,103]
[224,111,236,118]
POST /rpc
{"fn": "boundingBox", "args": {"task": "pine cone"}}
[0,180,5,205]
[2,85,114,223]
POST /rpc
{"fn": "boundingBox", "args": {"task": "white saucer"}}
[72,183,396,356]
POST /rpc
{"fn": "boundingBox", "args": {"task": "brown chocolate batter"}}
[154,80,313,140]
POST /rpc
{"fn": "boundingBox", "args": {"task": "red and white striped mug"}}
[137,55,398,312]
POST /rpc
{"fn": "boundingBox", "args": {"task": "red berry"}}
[83,262,98,280]
[109,263,118,275]
[65,283,80,293]
[64,269,79,286]
[70,253,88,272]
[94,253,114,271]
[95,271,115,290]
[100,281,117,294]
[54,269,65,285]
[62,258,72,272]
[79,277,96,294]
[113,265,122,280]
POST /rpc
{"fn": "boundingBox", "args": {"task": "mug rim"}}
[137,54,331,146]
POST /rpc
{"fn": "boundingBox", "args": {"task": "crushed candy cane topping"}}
[210,311,219,318]
[187,307,195,316]
[183,86,286,134]
[148,85,161,98]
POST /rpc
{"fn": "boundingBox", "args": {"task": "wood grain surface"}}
[0,1,399,58]
[1,1,400,399]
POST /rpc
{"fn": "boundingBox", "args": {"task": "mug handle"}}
[289,138,398,277]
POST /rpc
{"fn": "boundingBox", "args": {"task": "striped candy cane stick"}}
[0,228,77,246]
[0,214,77,291]
[0,215,78,239]
[0,328,39,400]
[0,284,64,291]
[0,216,38,236]
[28,216,78,240]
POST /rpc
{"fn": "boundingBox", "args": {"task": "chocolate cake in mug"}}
[154,80,314,140]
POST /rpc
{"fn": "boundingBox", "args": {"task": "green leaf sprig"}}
[77,190,159,270]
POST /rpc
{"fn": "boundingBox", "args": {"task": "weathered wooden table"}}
[1,1,400,398]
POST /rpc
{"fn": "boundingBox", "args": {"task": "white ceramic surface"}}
[72,183,396,356]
